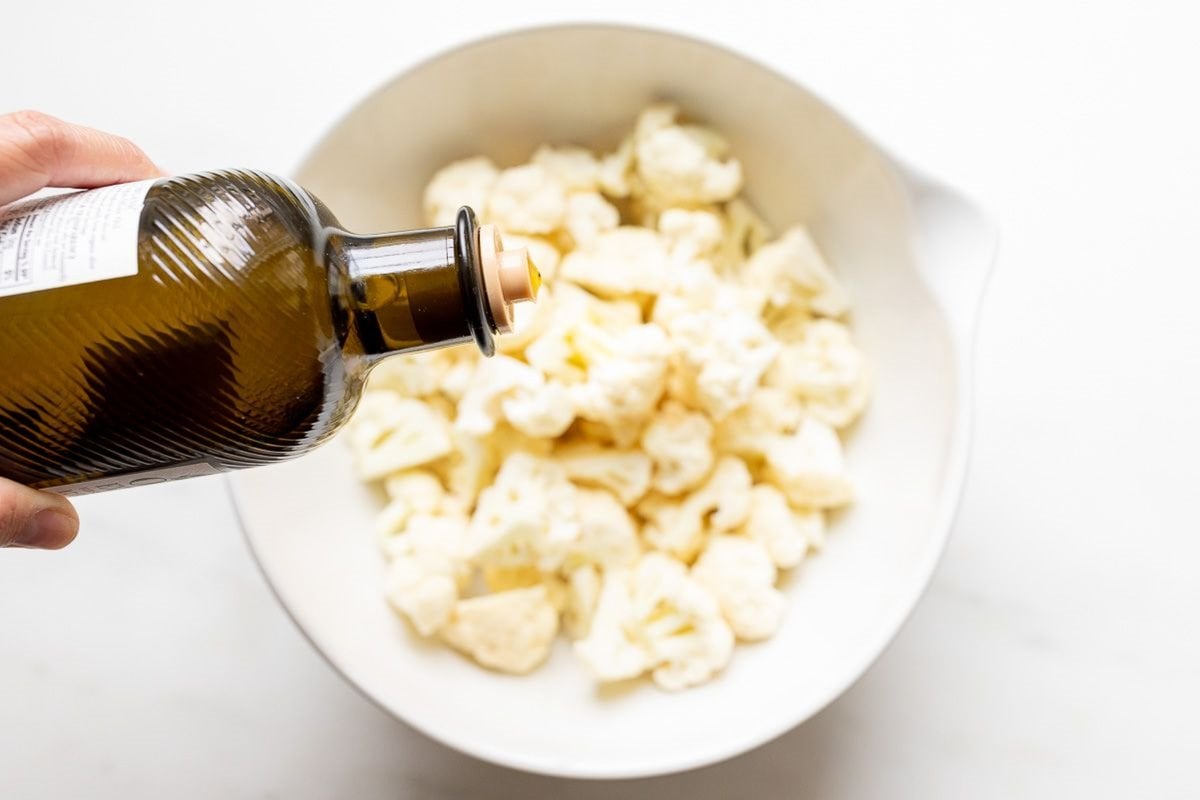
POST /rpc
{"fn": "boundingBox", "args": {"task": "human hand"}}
[1,110,162,548]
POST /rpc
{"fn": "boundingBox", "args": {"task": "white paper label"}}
[0,179,155,298]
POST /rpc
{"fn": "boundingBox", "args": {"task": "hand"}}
[1,110,162,549]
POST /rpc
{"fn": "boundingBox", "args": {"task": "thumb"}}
[0,478,79,549]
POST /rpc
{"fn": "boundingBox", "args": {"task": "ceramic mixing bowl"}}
[230,23,996,779]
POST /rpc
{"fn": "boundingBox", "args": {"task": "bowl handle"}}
[899,170,1000,349]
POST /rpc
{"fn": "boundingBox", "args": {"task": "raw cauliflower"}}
[531,145,602,192]
[638,456,753,562]
[766,318,870,429]
[640,401,715,495]
[740,484,825,569]
[562,565,602,639]
[554,442,652,506]
[692,535,785,641]
[354,104,870,692]
[441,586,560,674]
[632,104,743,208]
[564,191,620,248]
[558,226,671,297]
[383,514,470,636]
[575,553,734,690]
[486,163,568,234]
[466,452,581,571]
[665,307,780,420]
[346,392,453,480]
[376,470,462,542]
[764,418,856,509]
[568,323,673,432]
[743,225,848,318]
[367,350,458,398]
[566,487,641,569]
[422,156,499,227]
[658,207,725,263]
[713,386,804,460]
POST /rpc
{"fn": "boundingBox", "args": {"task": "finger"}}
[0,110,163,206]
[0,478,79,549]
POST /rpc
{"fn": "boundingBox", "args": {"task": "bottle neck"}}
[335,223,492,362]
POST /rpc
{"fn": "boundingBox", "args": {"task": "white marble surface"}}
[2,0,1198,797]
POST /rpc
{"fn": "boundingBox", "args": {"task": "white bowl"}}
[230,24,997,779]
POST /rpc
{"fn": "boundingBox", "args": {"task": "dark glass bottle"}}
[0,170,538,495]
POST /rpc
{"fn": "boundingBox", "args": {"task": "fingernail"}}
[16,509,79,549]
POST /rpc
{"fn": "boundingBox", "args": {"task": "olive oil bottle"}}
[0,170,538,496]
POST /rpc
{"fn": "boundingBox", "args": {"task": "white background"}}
[2,0,1198,797]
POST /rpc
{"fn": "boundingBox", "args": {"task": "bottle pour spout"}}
[477,223,540,333]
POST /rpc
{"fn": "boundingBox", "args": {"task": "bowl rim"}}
[232,20,997,780]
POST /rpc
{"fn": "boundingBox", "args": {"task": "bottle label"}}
[45,459,225,497]
[0,179,156,298]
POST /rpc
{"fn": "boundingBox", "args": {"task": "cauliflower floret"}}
[652,257,767,329]
[433,428,498,509]
[524,287,645,385]
[564,191,620,248]
[636,492,702,564]
[632,106,743,207]
[485,163,568,234]
[658,208,724,263]
[456,354,575,438]
[465,452,580,570]
[376,470,460,542]
[383,469,446,506]
[524,324,589,385]
[384,514,470,636]
[549,280,645,325]
[692,535,785,641]
[367,350,459,398]
[598,135,635,198]
[455,355,542,435]
[640,401,715,495]
[566,487,641,569]
[575,553,734,690]
[441,586,560,674]
[765,319,870,429]
[665,308,780,420]
[532,144,601,192]
[572,567,648,682]
[558,226,671,297]
[763,418,855,509]
[569,323,673,431]
[713,386,804,460]
[500,380,575,438]
[744,226,848,318]
[440,358,478,403]
[347,392,454,480]
[554,442,652,505]
[716,197,773,269]
[638,456,753,562]
[740,484,824,568]
[422,156,499,227]
[563,564,602,639]
[688,455,753,532]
